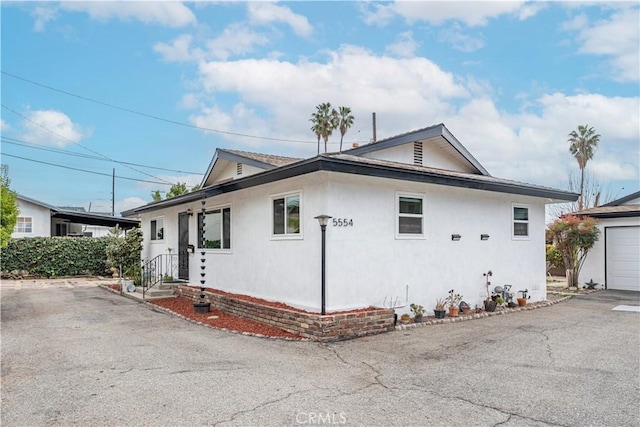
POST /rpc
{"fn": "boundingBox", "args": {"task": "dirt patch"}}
[149,297,305,340]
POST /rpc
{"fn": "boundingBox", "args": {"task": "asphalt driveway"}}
[1,284,638,426]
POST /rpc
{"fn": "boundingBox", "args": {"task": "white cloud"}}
[565,8,640,81]
[0,119,10,132]
[190,45,468,152]
[154,34,203,63]
[385,31,419,58]
[206,24,270,61]
[443,93,639,188]
[439,25,485,52]
[247,2,313,37]
[362,1,536,27]
[59,1,196,28]
[18,110,91,147]
[31,5,57,31]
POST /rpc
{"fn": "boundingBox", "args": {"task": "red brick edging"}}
[175,286,395,342]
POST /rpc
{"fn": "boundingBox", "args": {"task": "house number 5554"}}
[332,218,354,227]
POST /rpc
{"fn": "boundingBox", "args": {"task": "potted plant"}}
[517,289,530,307]
[434,299,446,319]
[410,303,425,323]
[106,227,143,293]
[446,289,463,317]
[400,313,411,324]
[483,270,497,312]
[459,301,471,315]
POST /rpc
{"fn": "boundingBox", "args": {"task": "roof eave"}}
[124,156,577,215]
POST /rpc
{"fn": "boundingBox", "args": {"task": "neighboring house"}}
[574,191,640,292]
[13,195,139,238]
[122,124,577,313]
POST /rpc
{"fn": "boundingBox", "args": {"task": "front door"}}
[178,212,190,280]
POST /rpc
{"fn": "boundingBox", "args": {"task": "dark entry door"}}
[178,212,190,280]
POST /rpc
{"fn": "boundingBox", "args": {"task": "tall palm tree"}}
[337,106,354,153]
[568,125,600,210]
[309,112,322,155]
[310,103,338,154]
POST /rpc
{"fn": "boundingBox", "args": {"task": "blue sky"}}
[1,1,638,215]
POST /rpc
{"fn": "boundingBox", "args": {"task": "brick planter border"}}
[175,285,395,342]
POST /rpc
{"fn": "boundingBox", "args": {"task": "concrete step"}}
[122,289,176,302]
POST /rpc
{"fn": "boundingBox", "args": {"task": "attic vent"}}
[413,142,423,165]
[236,163,243,176]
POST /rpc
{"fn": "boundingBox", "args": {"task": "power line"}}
[1,104,174,184]
[2,153,174,185]
[2,70,317,144]
[2,136,203,175]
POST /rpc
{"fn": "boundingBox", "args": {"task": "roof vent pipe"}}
[372,112,377,142]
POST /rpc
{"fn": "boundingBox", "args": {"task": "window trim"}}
[512,203,530,240]
[15,216,33,233]
[396,191,426,239]
[197,204,232,252]
[271,191,303,240]
[150,216,165,242]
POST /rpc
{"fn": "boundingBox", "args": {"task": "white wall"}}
[138,171,549,313]
[12,199,51,238]
[579,216,640,287]
[362,143,475,173]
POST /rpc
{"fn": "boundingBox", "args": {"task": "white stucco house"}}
[13,195,139,238]
[122,124,577,313]
[575,191,640,292]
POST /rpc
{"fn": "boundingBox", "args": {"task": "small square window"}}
[150,218,164,241]
[198,207,231,250]
[273,194,300,236]
[15,217,32,233]
[397,193,424,237]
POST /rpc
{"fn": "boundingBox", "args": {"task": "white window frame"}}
[512,204,530,240]
[271,191,303,240]
[198,204,232,253]
[15,217,32,233]
[396,191,426,239]
[150,217,165,242]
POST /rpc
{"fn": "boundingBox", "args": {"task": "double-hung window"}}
[397,193,424,237]
[512,205,529,239]
[15,217,32,233]
[198,207,231,250]
[272,193,300,237]
[150,218,164,241]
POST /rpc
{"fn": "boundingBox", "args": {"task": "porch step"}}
[121,287,176,302]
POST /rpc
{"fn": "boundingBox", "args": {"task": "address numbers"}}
[332,218,354,227]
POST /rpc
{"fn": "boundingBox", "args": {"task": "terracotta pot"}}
[517,297,527,307]
[461,306,471,315]
[448,306,459,317]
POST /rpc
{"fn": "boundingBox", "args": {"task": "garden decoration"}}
[194,199,211,314]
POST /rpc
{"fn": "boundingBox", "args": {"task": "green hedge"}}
[0,237,112,278]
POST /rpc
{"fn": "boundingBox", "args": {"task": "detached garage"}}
[576,191,640,292]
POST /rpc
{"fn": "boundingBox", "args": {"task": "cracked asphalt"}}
[1,284,639,426]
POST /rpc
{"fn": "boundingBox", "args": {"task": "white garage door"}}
[606,226,640,291]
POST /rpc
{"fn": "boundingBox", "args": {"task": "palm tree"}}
[310,103,338,154]
[568,125,600,210]
[309,112,322,155]
[337,106,354,153]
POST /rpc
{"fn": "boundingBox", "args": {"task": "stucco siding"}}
[13,199,51,238]
[139,170,548,313]
[361,143,476,173]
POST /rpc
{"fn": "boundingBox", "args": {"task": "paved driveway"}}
[1,284,638,426]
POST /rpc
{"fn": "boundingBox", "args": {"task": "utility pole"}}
[111,168,115,216]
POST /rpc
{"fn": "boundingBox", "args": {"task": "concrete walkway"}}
[0,277,117,290]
